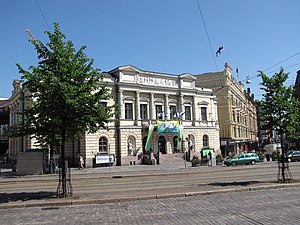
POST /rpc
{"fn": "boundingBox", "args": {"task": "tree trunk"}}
[280,128,286,183]
[61,127,67,197]
[49,144,54,174]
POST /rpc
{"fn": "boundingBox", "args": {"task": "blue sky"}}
[1,0,299,99]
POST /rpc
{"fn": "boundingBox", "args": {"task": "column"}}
[119,90,124,119]
[135,91,140,125]
[150,93,155,120]
[164,94,169,120]
[192,96,196,125]
[179,95,184,113]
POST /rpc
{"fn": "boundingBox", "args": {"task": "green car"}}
[224,153,260,166]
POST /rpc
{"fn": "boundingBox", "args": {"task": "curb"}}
[1,182,299,210]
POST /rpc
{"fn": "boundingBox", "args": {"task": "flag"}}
[145,124,154,152]
[157,111,164,119]
[216,46,223,57]
[176,124,184,150]
[165,112,169,118]
[175,111,185,119]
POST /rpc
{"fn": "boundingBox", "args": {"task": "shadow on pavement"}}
[0,171,17,178]
[0,191,57,204]
[208,181,260,187]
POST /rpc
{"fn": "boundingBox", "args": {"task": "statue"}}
[128,139,135,156]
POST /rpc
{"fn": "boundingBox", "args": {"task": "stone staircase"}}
[122,153,187,166]
[159,153,185,165]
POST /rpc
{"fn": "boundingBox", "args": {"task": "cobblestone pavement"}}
[0,187,300,225]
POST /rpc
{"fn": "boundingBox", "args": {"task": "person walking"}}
[79,156,84,170]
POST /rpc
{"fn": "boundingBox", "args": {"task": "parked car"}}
[224,153,260,166]
[287,150,300,162]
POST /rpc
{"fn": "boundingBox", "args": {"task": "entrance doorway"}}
[142,136,147,153]
[158,136,166,154]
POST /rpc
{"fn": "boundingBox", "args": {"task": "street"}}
[0,161,299,210]
[0,186,299,224]
[1,162,299,198]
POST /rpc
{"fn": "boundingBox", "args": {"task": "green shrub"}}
[272,150,280,160]
[256,151,265,161]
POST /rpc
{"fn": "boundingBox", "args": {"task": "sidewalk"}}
[0,161,299,209]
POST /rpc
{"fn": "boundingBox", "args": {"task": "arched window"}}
[203,135,209,148]
[99,137,108,152]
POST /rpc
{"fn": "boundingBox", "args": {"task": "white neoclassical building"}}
[75,65,220,167]
[8,65,221,168]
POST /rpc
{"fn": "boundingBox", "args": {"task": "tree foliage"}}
[15,22,114,196]
[258,68,300,139]
[15,22,114,146]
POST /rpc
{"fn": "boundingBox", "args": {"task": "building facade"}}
[7,80,35,161]
[0,97,10,160]
[194,63,259,157]
[294,70,300,100]
[8,65,221,168]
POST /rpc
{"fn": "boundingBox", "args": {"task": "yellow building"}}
[195,63,258,156]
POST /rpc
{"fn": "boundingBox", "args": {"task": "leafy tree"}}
[16,23,114,197]
[258,68,300,182]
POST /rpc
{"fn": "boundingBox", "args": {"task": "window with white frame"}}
[140,104,148,120]
[125,103,133,120]
[201,107,207,121]
[184,106,191,121]
[99,137,108,152]
[203,135,209,147]
[100,102,107,108]
[156,105,163,120]
[169,105,177,119]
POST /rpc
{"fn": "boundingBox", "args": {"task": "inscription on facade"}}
[138,76,178,87]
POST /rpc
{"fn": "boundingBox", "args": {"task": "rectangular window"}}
[201,107,207,121]
[156,105,163,120]
[100,102,107,108]
[125,103,133,120]
[169,105,177,120]
[184,106,191,121]
[140,104,148,120]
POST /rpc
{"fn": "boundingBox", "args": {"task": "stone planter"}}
[191,161,200,167]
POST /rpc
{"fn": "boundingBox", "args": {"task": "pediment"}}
[198,100,209,105]
[179,73,196,80]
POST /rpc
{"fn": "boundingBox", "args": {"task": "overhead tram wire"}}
[245,50,300,82]
[265,62,300,75]
[35,0,51,31]
[196,0,219,71]
[262,50,300,73]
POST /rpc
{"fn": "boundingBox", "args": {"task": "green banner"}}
[145,124,154,152]
[202,148,214,156]
[176,124,184,150]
